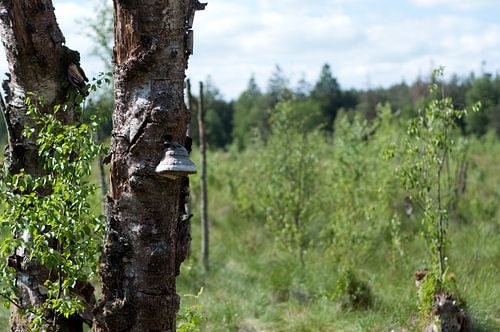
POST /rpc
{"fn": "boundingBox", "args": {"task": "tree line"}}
[2,44,499,150]
[178,65,500,150]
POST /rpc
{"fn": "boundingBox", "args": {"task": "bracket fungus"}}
[155,141,197,179]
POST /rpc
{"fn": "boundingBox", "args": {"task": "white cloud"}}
[189,0,500,98]
[0,0,499,100]
[188,0,365,97]
[410,0,498,10]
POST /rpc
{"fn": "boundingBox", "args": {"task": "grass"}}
[0,133,498,331]
[177,135,500,331]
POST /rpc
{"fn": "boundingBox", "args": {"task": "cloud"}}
[189,0,500,98]
[410,0,498,10]
[338,14,500,88]
[1,0,499,100]
[188,0,364,98]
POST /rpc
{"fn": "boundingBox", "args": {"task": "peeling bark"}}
[0,0,82,175]
[0,0,87,330]
[94,1,205,331]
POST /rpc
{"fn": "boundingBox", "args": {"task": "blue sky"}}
[1,0,499,100]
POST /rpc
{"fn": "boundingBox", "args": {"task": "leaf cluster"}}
[0,98,105,329]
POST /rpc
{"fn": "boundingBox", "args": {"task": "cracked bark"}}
[0,0,87,331]
[94,1,205,331]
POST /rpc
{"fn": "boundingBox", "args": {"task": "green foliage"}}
[320,104,404,276]
[388,214,405,266]
[177,288,206,332]
[83,72,114,137]
[178,96,499,330]
[0,112,6,146]
[184,66,500,331]
[83,0,113,71]
[395,68,480,283]
[327,112,381,262]
[232,76,269,149]
[466,73,500,136]
[187,78,234,149]
[334,269,373,310]
[0,97,104,329]
[253,102,322,263]
[204,81,234,149]
[419,270,464,318]
[311,63,355,131]
[80,1,115,137]
[419,271,438,315]
[267,65,294,107]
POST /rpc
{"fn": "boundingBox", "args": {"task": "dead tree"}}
[96,129,108,205]
[186,78,193,138]
[0,1,88,330]
[94,1,206,331]
[198,81,209,271]
[185,78,194,218]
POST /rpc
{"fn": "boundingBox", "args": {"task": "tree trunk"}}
[0,1,86,330]
[0,0,82,175]
[198,81,209,272]
[94,1,205,331]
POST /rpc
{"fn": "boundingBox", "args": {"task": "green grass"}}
[177,135,500,331]
[0,135,498,331]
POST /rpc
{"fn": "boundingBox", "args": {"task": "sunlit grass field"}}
[177,132,499,331]
[0,130,498,331]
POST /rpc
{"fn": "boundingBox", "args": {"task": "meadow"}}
[0,91,498,332]
[175,102,499,331]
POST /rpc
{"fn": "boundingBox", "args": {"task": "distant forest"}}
[1,63,499,148]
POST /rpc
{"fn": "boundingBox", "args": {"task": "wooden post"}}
[198,81,209,272]
[186,79,193,138]
[185,78,193,225]
[96,129,108,202]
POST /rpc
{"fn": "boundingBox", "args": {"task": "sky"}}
[0,0,499,100]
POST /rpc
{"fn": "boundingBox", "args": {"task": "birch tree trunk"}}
[94,1,205,330]
[0,1,86,330]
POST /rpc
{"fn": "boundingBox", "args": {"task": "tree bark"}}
[0,0,82,175]
[198,81,209,272]
[0,1,86,331]
[94,1,205,331]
